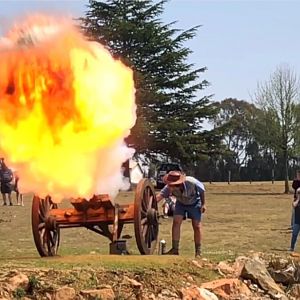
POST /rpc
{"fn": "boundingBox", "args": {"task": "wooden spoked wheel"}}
[134,179,159,254]
[32,195,60,257]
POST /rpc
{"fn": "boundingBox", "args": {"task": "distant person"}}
[12,171,23,206]
[291,170,300,228]
[0,159,13,206]
[162,195,176,218]
[290,187,300,252]
[156,171,206,258]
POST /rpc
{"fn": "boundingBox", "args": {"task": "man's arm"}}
[200,191,206,213]
[293,197,300,208]
[156,193,164,202]
[292,180,297,190]
[156,185,169,202]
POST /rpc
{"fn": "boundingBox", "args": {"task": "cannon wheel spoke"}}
[32,195,60,257]
[134,179,159,255]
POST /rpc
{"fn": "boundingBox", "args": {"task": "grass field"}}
[0,181,295,268]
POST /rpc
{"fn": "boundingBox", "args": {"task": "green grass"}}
[0,181,294,270]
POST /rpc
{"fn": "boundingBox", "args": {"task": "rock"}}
[191,259,214,270]
[158,289,179,299]
[7,273,29,290]
[201,278,251,300]
[199,288,219,300]
[287,283,300,299]
[216,261,235,276]
[181,286,218,300]
[268,266,295,285]
[241,258,288,300]
[144,293,156,300]
[45,292,52,300]
[232,256,249,277]
[53,286,76,300]
[80,287,115,300]
[0,289,11,300]
[0,282,13,293]
[122,275,143,288]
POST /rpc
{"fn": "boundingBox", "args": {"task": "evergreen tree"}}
[81,0,218,164]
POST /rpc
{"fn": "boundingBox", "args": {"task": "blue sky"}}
[1,0,300,102]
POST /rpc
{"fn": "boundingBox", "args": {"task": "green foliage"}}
[13,287,26,299]
[254,65,300,191]
[80,0,219,164]
[28,274,40,294]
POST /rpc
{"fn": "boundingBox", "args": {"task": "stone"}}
[80,288,115,300]
[232,256,249,277]
[288,283,300,299]
[198,288,219,300]
[268,267,295,285]
[241,258,288,300]
[201,278,251,300]
[7,273,29,290]
[122,275,143,288]
[216,261,235,276]
[53,286,76,300]
[160,289,178,297]
[181,286,218,300]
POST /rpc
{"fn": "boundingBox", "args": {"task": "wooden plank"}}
[49,203,135,225]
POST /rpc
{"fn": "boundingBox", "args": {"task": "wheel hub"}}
[45,215,57,231]
[146,208,158,225]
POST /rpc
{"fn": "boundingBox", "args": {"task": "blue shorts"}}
[174,201,202,221]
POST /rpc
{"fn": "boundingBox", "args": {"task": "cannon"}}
[31,179,159,256]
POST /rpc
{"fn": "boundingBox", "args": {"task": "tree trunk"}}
[284,150,289,194]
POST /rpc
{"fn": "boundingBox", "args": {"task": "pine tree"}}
[81,0,218,165]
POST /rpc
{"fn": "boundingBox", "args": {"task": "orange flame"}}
[0,16,136,201]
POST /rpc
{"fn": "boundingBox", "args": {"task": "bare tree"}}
[255,64,300,193]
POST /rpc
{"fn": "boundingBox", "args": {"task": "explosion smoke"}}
[0,16,136,202]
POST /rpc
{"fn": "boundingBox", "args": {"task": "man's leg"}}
[192,219,202,257]
[8,193,12,206]
[291,207,295,229]
[2,193,7,205]
[290,223,300,251]
[16,189,19,205]
[165,215,184,255]
[163,203,169,218]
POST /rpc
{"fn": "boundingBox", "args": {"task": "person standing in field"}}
[0,159,13,206]
[12,171,23,206]
[162,195,176,218]
[291,170,300,228]
[156,171,206,257]
[290,187,300,251]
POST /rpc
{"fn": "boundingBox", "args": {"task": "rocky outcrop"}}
[241,258,288,299]
[0,254,300,299]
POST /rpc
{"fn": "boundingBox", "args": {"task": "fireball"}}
[0,16,136,201]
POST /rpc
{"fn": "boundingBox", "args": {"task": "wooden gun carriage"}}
[31,179,159,256]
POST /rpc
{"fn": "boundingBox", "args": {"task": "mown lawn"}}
[0,181,294,268]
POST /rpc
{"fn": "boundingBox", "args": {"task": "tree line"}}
[80,0,300,192]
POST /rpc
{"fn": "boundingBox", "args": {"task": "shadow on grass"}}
[270,248,289,252]
[210,192,284,196]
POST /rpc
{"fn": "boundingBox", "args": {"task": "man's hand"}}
[201,204,206,213]
[293,199,299,208]
[156,193,164,203]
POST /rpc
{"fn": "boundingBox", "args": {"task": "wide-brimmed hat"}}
[163,171,186,185]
